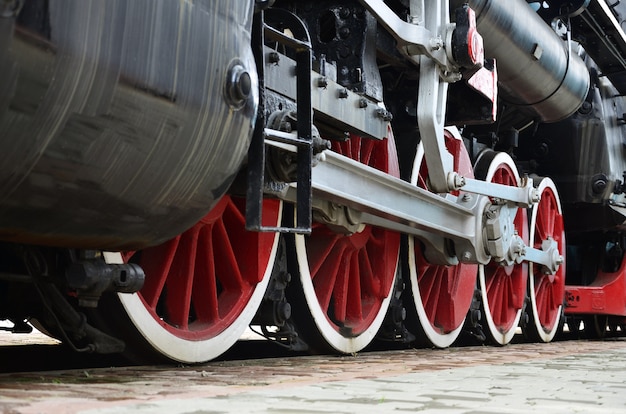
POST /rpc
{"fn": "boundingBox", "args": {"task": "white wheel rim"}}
[406,127,475,348]
[476,151,524,345]
[292,131,399,354]
[528,178,564,342]
[103,202,281,363]
[294,235,398,354]
[407,236,464,348]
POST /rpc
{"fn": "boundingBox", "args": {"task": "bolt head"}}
[430,37,443,50]
[225,63,253,110]
[376,108,393,121]
[268,51,280,64]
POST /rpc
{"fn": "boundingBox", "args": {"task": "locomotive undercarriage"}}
[2,0,626,363]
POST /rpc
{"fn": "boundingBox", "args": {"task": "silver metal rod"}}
[311,150,477,241]
[265,133,491,265]
[462,177,538,208]
[523,247,555,271]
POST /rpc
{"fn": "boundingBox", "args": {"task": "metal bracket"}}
[417,55,455,193]
[246,11,313,234]
[482,204,563,274]
[262,45,388,140]
[358,0,451,69]
[360,0,460,192]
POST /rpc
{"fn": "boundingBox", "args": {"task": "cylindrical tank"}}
[0,0,258,250]
[465,0,590,122]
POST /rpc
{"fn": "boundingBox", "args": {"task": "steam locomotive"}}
[1,0,625,363]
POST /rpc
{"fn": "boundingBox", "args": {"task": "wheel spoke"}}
[426,268,444,324]
[416,265,443,321]
[499,278,510,326]
[486,269,502,323]
[552,274,565,306]
[225,197,245,224]
[360,138,374,166]
[359,248,380,298]
[193,225,219,323]
[307,232,340,278]
[416,263,431,296]
[139,236,180,309]
[314,243,347,312]
[332,250,352,324]
[214,219,244,291]
[165,228,200,329]
[346,252,364,324]
[350,136,361,162]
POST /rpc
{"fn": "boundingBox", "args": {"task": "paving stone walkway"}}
[0,338,625,413]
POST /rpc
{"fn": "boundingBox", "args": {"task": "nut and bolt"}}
[430,37,444,50]
[339,27,351,39]
[225,63,252,109]
[530,188,541,204]
[268,51,280,64]
[592,176,608,195]
[376,108,393,122]
[339,7,351,19]
[449,173,466,190]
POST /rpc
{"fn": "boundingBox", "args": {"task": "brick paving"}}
[0,336,625,413]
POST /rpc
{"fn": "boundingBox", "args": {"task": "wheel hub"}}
[483,202,520,266]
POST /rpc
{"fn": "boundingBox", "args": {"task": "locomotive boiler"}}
[1,0,626,363]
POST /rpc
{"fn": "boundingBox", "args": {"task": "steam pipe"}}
[465,0,590,122]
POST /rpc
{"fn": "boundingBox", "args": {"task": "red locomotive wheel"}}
[293,131,401,353]
[102,196,281,363]
[523,178,565,342]
[475,151,528,345]
[406,129,477,348]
